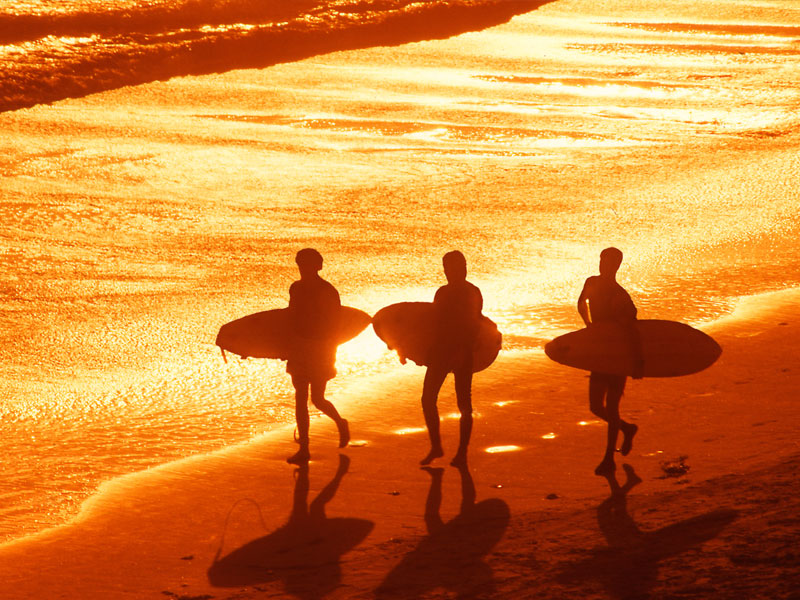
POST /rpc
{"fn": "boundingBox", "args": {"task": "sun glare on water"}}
[336,329,390,363]
[394,427,427,435]
[485,445,522,454]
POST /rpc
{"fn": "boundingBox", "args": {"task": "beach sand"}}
[2,288,798,599]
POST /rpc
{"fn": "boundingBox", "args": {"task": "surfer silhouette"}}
[420,251,483,467]
[578,247,643,476]
[285,248,349,465]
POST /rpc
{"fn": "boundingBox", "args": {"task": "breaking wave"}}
[0,0,553,113]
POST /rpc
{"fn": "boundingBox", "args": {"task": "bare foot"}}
[338,419,350,448]
[594,459,616,476]
[287,448,310,465]
[619,423,638,456]
[420,446,444,466]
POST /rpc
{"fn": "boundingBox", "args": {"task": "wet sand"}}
[1,288,798,599]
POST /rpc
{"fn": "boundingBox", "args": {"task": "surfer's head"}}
[296,248,323,277]
[599,247,623,277]
[443,250,467,283]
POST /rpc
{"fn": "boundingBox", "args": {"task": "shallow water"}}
[1,0,799,541]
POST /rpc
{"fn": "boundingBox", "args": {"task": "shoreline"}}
[3,284,793,547]
[3,0,800,555]
[1,286,799,598]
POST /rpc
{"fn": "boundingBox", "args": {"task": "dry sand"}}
[2,289,799,599]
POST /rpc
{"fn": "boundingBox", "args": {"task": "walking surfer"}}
[285,248,350,465]
[420,251,483,467]
[578,247,643,476]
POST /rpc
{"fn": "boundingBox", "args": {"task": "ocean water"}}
[0,0,557,112]
[1,0,799,541]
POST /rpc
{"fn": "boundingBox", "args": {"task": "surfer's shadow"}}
[375,463,510,599]
[208,454,373,600]
[555,465,737,599]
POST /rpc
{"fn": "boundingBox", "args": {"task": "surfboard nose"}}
[544,339,568,360]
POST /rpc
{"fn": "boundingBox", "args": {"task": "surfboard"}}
[215,306,371,361]
[372,302,502,373]
[544,319,721,377]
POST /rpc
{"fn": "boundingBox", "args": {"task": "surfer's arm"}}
[577,280,592,326]
[627,320,644,379]
[619,293,644,379]
[432,286,447,320]
[431,286,451,345]
[320,284,342,341]
[287,281,300,321]
[470,287,484,347]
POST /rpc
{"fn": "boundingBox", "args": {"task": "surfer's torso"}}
[288,277,341,339]
[287,276,341,380]
[579,276,637,324]
[430,280,483,369]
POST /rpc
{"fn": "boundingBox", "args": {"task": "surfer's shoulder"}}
[582,275,601,289]
[613,281,633,298]
[466,280,482,301]
[319,277,338,292]
[319,278,341,303]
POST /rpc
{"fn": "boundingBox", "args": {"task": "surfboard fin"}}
[220,347,228,363]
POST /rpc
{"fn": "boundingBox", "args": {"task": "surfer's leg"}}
[596,376,625,475]
[606,376,637,456]
[619,422,638,456]
[293,376,311,441]
[589,372,608,421]
[288,375,311,464]
[420,366,447,465]
[309,379,350,448]
[451,366,473,466]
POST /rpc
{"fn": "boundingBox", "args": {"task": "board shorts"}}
[427,338,475,374]
[589,371,627,394]
[286,337,337,382]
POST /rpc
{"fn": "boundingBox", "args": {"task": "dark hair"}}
[442,250,467,269]
[295,248,323,270]
[600,247,623,269]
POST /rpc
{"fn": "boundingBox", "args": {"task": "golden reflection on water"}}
[485,445,522,454]
[394,427,427,436]
[335,329,387,364]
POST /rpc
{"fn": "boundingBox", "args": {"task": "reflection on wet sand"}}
[376,463,510,598]
[558,464,738,599]
[208,454,373,599]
